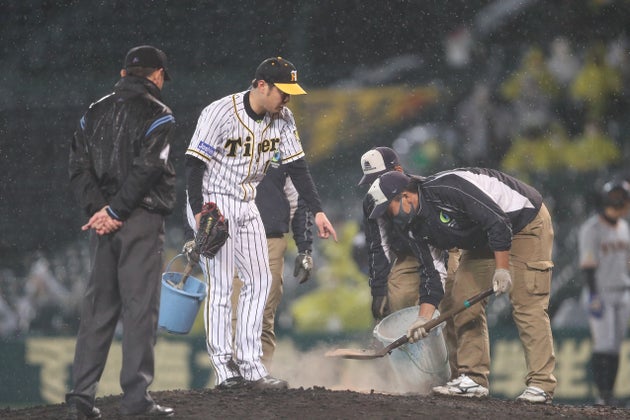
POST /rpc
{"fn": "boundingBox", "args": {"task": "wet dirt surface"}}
[2,386,629,419]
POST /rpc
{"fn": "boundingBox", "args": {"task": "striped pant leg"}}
[197,196,238,385]
[232,200,271,381]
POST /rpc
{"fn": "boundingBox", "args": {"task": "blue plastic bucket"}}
[373,306,450,394]
[158,254,207,335]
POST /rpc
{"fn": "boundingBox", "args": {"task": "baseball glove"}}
[195,202,230,258]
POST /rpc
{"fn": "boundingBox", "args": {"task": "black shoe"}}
[122,403,174,417]
[66,401,101,419]
[227,359,241,376]
[252,375,288,390]
[143,404,174,417]
[216,376,251,390]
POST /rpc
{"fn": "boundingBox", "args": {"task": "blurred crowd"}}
[2,27,630,339]
[451,34,630,177]
[0,246,89,337]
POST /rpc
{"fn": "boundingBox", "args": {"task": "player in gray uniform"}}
[578,180,630,406]
[185,57,336,390]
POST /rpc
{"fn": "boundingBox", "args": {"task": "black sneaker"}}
[137,403,174,417]
[252,375,288,390]
[216,376,251,390]
[66,402,101,419]
[120,402,174,417]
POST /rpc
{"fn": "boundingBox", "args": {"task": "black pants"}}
[66,208,164,414]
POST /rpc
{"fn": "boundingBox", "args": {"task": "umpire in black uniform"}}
[66,45,175,418]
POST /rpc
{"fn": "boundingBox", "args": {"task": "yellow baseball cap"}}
[255,57,307,95]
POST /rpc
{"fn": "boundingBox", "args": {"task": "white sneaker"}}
[516,386,552,404]
[432,374,489,397]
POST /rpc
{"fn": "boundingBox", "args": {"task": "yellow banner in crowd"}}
[290,86,440,162]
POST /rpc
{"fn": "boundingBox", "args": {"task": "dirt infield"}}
[2,387,629,419]
[3,338,628,419]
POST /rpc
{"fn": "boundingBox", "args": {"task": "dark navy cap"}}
[367,171,411,219]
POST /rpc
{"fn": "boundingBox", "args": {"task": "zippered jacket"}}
[69,76,176,219]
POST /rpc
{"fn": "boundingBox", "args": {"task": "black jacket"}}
[256,164,313,253]
[69,76,176,219]
[362,196,414,297]
[410,168,542,252]
[406,168,543,306]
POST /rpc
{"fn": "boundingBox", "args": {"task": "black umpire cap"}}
[124,45,171,81]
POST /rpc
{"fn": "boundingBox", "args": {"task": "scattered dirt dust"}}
[3,337,629,419]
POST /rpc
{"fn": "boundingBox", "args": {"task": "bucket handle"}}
[165,253,189,273]
[165,254,201,290]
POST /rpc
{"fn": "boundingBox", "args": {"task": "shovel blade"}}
[324,348,387,360]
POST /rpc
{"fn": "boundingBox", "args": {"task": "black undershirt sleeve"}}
[185,155,205,215]
[286,157,324,214]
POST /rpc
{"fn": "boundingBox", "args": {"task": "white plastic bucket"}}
[158,255,207,335]
[373,306,451,394]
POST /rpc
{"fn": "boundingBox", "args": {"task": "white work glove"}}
[293,251,313,284]
[182,240,199,264]
[406,316,430,343]
[492,268,512,295]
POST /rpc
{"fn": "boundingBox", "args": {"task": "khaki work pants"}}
[388,251,461,381]
[387,255,422,312]
[452,204,557,395]
[438,248,461,380]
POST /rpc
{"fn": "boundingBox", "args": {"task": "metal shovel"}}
[325,287,494,360]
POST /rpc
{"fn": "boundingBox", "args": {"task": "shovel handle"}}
[384,287,494,355]
[422,287,494,332]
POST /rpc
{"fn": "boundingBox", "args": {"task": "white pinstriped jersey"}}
[186,90,305,201]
